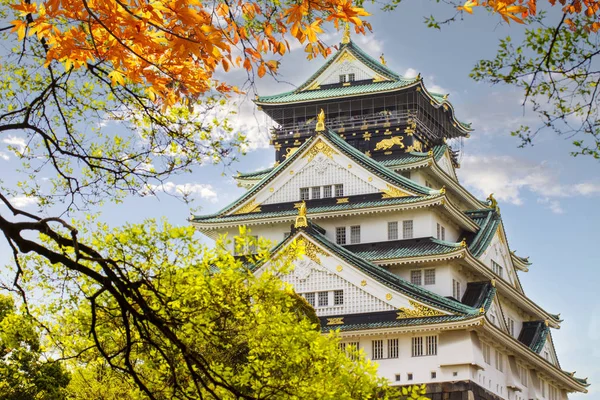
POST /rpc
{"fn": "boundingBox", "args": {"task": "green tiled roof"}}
[294,41,401,93]
[193,129,435,221]
[193,195,436,223]
[257,80,418,104]
[322,314,476,333]
[237,167,274,180]
[343,237,461,261]
[464,209,501,258]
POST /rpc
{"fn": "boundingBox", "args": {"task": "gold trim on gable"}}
[327,317,344,326]
[302,139,339,162]
[233,199,261,215]
[381,184,411,199]
[397,300,445,319]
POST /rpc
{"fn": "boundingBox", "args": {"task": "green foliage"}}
[0,294,70,399]
[17,221,394,399]
[470,13,600,159]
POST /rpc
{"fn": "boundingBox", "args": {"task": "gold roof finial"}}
[315,108,326,132]
[341,22,351,44]
[486,193,499,212]
[460,238,467,248]
[380,53,386,65]
[295,201,308,229]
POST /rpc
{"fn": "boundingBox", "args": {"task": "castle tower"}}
[191,33,588,400]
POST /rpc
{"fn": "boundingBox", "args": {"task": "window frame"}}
[335,227,346,245]
[403,220,414,239]
[300,187,309,201]
[350,225,361,244]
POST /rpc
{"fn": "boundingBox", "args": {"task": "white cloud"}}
[148,182,218,203]
[2,136,26,154]
[458,155,600,213]
[403,68,418,78]
[0,152,9,161]
[9,195,38,208]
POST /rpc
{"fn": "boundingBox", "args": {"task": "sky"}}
[1,1,599,397]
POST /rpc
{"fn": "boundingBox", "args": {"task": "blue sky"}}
[1,1,598,396]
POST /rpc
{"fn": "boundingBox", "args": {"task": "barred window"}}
[495,349,504,372]
[424,269,436,285]
[334,290,344,306]
[335,227,346,245]
[426,335,437,356]
[388,221,398,240]
[318,291,328,307]
[339,74,347,83]
[348,73,355,82]
[441,226,446,240]
[311,186,321,199]
[338,342,347,352]
[347,342,360,361]
[304,292,315,307]
[401,171,411,179]
[372,340,384,360]
[411,337,423,357]
[350,225,361,244]
[491,260,503,278]
[335,184,344,197]
[388,338,399,359]
[323,185,332,198]
[403,220,414,239]
[410,270,422,286]
[300,187,309,200]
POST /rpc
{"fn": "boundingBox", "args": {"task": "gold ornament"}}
[302,139,338,162]
[316,109,326,132]
[336,198,349,204]
[327,317,344,326]
[386,293,393,301]
[375,136,405,151]
[336,265,343,272]
[341,23,351,44]
[295,201,308,229]
[381,184,411,199]
[396,300,444,319]
[380,53,386,65]
[233,199,261,215]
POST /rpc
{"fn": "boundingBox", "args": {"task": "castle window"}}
[339,74,347,83]
[491,260,503,278]
[388,339,399,358]
[410,270,422,286]
[453,279,461,300]
[518,365,528,387]
[495,349,504,372]
[431,371,437,379]
[407,373,413,381]
[395,374,401,382]
[348,73,355,82]
[335,184,344,197]
[300,187,309,200]
[424,268,436,285]
[318,291,329,307]
[350,225,361,244]
[334,290,344,305]
[401,171,411,179]
[436,223,446,240]
[323,185,332,198]
[412,335,437,357]
[403,220,414,239]
[482,343,491,365]
[372,340,384,360]
[507,318,515,337]
[335,227,346,245]
[388,221,398,240]
[311,186,321,199]
[304,292,315,307]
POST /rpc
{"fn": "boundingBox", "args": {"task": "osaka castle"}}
[191,28,589,400]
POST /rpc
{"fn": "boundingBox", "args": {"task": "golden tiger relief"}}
[374,136,405,151]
